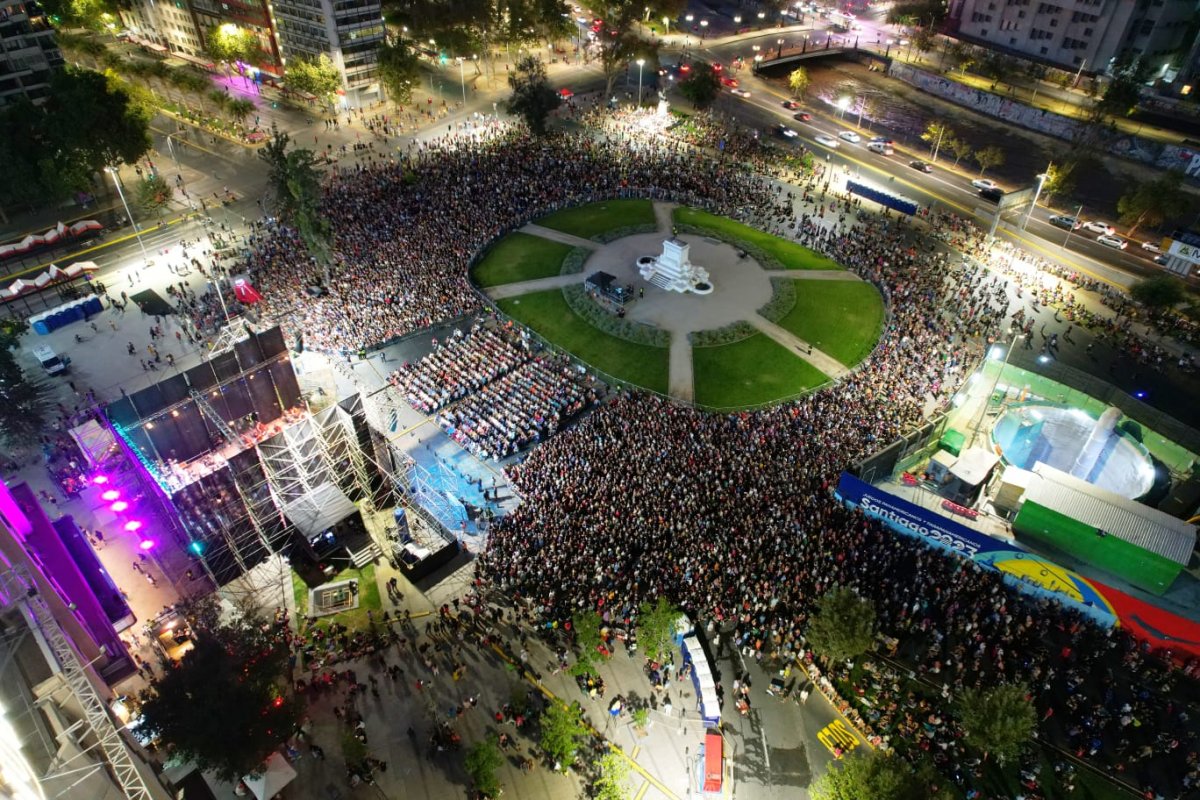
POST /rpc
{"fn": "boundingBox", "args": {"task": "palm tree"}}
[227,98,256,127]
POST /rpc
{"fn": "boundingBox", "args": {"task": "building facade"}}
[0,0,64,106]
[269,0,385,107]
[948,0,1199,76]
[118,0,206,60]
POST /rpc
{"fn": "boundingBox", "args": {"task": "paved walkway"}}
[668,334,694,403]
[518,224,599,250]
[748,314,850,379]
[767,269,863,282]
[653,200,676,234]
[484,272,586,300]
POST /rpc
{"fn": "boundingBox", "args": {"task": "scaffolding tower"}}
[0,564,159,800]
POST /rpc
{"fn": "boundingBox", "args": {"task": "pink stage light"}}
[138,538,156,550]
[101,489,120,502]
[92,475,108,485]
[123,520,142,533]
[110,501,129,512]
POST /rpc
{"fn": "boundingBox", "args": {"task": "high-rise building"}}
[190,0,284,76]
[118,0,206,60]
[947,0,1198,77]
[0,0,64,106]
[268,0,385,107]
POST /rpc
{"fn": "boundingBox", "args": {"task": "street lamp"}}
[733,15,741,25]
[663,16,670,34]
[636,58,645,106]
[837,95,851,119]
[455,57,466,104]
[1022,165,1051,231]
[757,11,766,27]
[969,330,1018,447]
[106,166,152,267]
[700,19,708,40]
[753,54,762,73]
[777,37,784,58]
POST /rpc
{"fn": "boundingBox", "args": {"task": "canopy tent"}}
[282,482,358,538]
[241,753,296,800]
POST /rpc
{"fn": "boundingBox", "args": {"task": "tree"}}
[206,23,262,66]
[911,27,935,59]
[957,684,1036,764]
[570,610,606,677]
[678,61,721,109]
[135,603,303,782]
[0,320,50,448]
[788,66,810,99]
[505,55,560,135]
[812,751,951,800]
[592,749,631,800]
[1130,275,1187,309]
[40,0,116,30]
[1038,160,1076,207]
[340,730,368,771]
[1117,170,1192,239]
[1094,57,1149,120]
[136,172,173,210]
[974,145,1004,177]
[947,136,972,168]
[636,596,681,665]
[285,54,342,101]
[378,40,421,106]
[805,587,875,664]
[464,735,504,798]
[539,702,589,769]
[920,121,952,162]
[227,97,256,126]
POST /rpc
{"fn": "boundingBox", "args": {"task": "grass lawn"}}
[674,207,844,270]
[472,232,575,288]
[535,199,656,240]
[775,281,884,367]
[693,334,828,409]
[497,289,669,394]
[291,563,382,633]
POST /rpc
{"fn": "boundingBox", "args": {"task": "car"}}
[1081,220,1115,235]
[793,111,812,122]
[1153,254,1168,265]
[1048,215,1081,230]
[838,130,861,143]
[576,16,588,23]
[1097,234,1128,250]
[712,62,724,72]
[867,141,893,155]
[720,76,739,88]
[979,186,1005,202]
[782,100,800,110]
[814,133,839,148]
[971,178,998,191]
[730,88,751,98]
[776,125,799,138]
[1141,240,1162,253]
[909,159,932,173]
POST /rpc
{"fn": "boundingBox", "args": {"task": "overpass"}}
[753,38,892,72]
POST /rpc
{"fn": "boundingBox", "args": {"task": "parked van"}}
[31,345,69,375]
[867,140,894,155]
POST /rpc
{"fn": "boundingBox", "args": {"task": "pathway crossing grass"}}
[776,281,884,367]
[497,289,669,395]
[472,233,576,288]
[536,199,655,240]
[674,207,844,270]
[693,334,828,409]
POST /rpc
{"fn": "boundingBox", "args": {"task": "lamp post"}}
[663,16,670,35]
[106,166,152,267]
[1062,203,1085,251]
[856,95,866,128]
[837,95,851,119]
[753,54,762,73]
[1022,165,1050,231]
[777,37,784,58]
[757,11,765,27]
[456,57,466,104]
[636,58,644,106]
[700,20,708,41]
[970,330,1018,447]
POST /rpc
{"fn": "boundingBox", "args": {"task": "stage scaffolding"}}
[0,563,160,800]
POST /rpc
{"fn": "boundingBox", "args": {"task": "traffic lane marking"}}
[815,718,862,759]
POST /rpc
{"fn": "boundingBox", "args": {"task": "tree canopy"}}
[1117,170,1191,238]
[539,701,589,769]
[957,683,1037,764]
[0,320,49,448]
[805,586,876,664]
[679,61,721,109]
[464,734,504,797]
[205,23,263,65]
[1094,57,1149,120]
[788,67,810,99]
[812,751,952,800]
[378,40,422,105]
[1130,275,1187,309]
[506,55,560,135]
[974,145,1004,177]
[636,596,681,665]
[285,54,342,100]
[135,604,303,782]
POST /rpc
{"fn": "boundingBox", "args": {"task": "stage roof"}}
[282,483,358,538]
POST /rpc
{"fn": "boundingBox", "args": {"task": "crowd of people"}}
[217,105,1200,796]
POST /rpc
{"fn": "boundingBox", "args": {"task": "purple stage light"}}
[92,475,109,485]
[138,538,156,550]
[123,520,142,533]
[110,501,129,512]
[101,489,120,501]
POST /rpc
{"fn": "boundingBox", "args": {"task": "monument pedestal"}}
[637,239,713,295]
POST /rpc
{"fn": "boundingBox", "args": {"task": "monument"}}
[637,238,713,295]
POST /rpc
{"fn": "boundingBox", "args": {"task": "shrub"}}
[757,278,797,322]
[562,285,670,347]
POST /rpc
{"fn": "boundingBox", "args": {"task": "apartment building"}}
[269,0,385,107]
[119,0,206,59]
[0,0,64,106]
[948,0,1199,76]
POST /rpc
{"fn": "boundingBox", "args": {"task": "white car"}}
[838,130,861,143]
[1097,234,1128,250]
[971,178,998,191]
[1141,241,1162,253]
[814,133,839,148]
[776,125,799,138]
[730,88,752,98]
[1081,220,1115,235]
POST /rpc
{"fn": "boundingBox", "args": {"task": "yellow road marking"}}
[816,718,861,758]
[149,125,225,159]
[4,215,193,280]
[630,746,640,759]
[634,779,650,800]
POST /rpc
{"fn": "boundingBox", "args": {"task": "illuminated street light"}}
[837,95,851,119]
[106,167,152,267]
[1022,165,1051,231]
[636,58,645,106]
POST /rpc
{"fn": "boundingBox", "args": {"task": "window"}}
[1083,27,1092,35]
[1010,37,1017,44]
[1049,18,1057,26]
[1040,46,1048,54]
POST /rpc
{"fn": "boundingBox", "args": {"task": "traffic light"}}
[271,101,278,108]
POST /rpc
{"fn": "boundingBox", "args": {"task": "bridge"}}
[753,38,892,72]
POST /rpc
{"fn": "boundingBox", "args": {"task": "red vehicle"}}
[793,111,812,122]
[711,62,723,72]
[719,76,738,88]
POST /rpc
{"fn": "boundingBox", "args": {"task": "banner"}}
[836,472,1200,659]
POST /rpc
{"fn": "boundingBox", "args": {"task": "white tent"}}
[241,753,296,800]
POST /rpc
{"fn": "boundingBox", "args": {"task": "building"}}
[118,0,206,60]
[947,0,1199,77]
[189,0,284,76]
[0,0,64,106]
[269,0,385,107]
